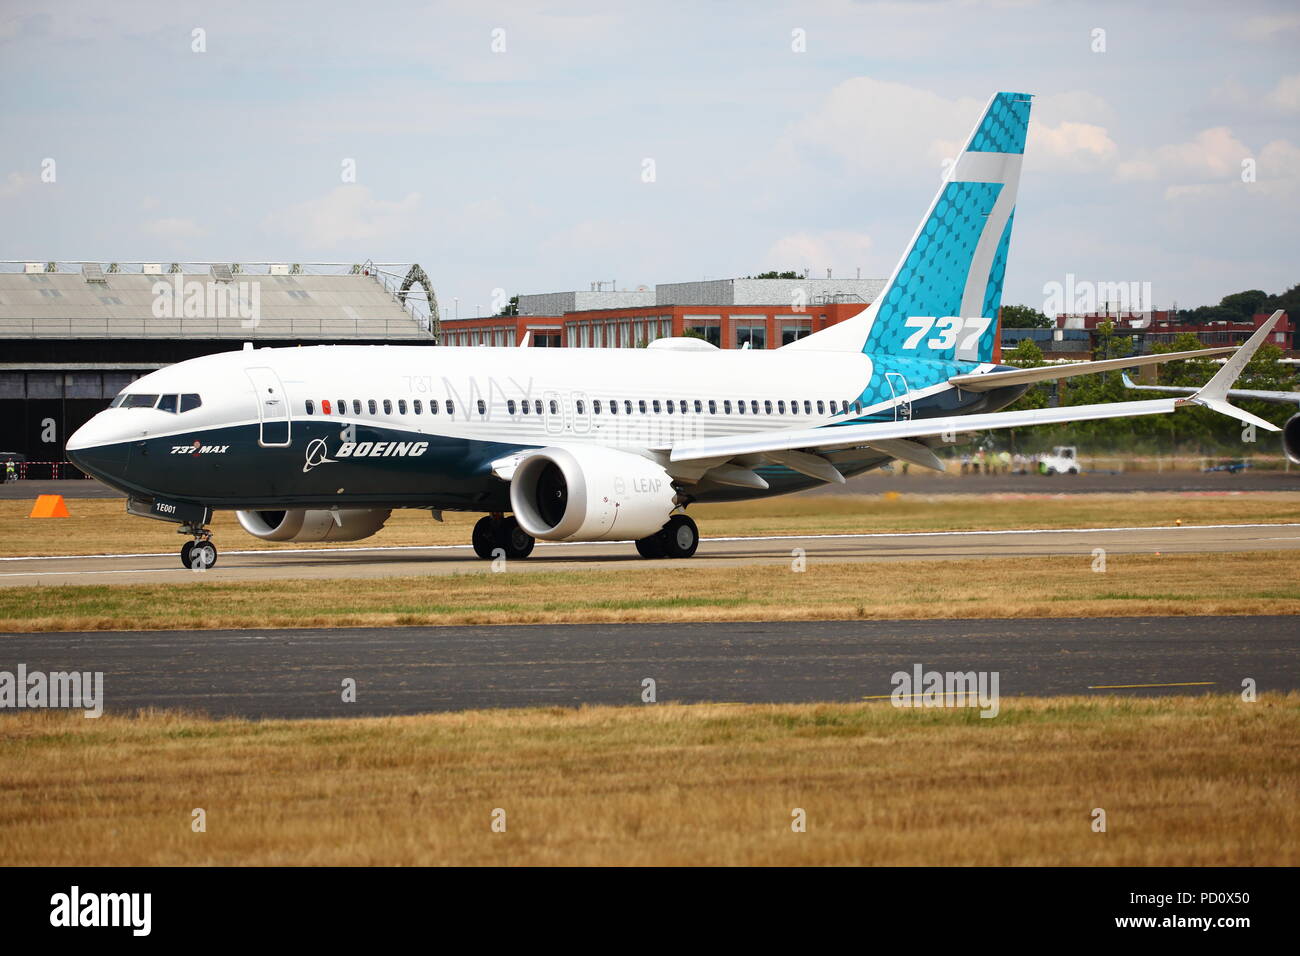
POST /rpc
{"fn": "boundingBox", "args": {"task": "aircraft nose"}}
[67,414,132,484]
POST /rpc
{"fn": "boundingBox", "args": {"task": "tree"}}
[1219,289,1268,319]
[496,295,519,317]
[746,271,803,279]
[1005,337,1046,367]
[1000,304,1053,328]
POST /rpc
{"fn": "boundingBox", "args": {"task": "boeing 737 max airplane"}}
[67,92,1298,568]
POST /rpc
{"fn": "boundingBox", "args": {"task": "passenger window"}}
[777,400,785,414]
[398,400,407,415]
[694,400,702,414]
[383,400,393,415]
[430,399,439,415]
[368,400,377,415]
[352,400,361,415]
[853,401,863,414]
[638,400,647,414]
[181,393,202,412]
[817,400,825,414]
[751,400,759,415]
[445,400,454,415]
[535,400,543,415]
[608,400,617,415]
[829,400,839,414]
[413,400,422,414]
[576,400,585,414]
[157,394,178,413]
[337,399,345,415]
[737,401,746,415]
[508,399,517,414]
[723,400,731,414]
[548,399,558,415]
[803,400,811,415]
[665,400,673,415]
[304,399,315,416]
[521,400,529,415]
[594,400,602,414]
[652,400,661,414]
[707,400,716,414]
[762,400,771,415]
[477,399,486,415]
[624,400,632,415]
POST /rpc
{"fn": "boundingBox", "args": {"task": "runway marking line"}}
[3,522,1298,563]
[1086,681,1217,689]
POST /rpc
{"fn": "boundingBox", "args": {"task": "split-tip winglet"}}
[1176,311,1284,431]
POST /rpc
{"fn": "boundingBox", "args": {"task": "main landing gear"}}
[472,513,535,560]
[635,514,699,560]
[179,525,218,569]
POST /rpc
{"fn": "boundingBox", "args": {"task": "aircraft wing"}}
[948,345,1236,392]
[668,313,1283,478]
[1121,373,1300,405]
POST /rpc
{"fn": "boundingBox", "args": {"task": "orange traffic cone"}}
[29,494,71,518]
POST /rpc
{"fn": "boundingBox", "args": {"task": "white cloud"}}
[1029,121,1117,172]
[0,171,32,199]
[1239,13,1300,42]
[265,186,421,247]
[763,230,874,276]
[1265,73,1300,112]
[782,77,981,177]
[1116,127,1252,182]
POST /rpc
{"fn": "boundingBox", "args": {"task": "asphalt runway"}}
[1,469,1297,500]
[0,616,1294,718]
[3,522,1299,585]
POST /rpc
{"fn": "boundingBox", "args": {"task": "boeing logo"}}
[302,438,335,473]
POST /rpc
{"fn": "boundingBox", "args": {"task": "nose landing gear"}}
[179,525,218,569]
[472,513,535,560]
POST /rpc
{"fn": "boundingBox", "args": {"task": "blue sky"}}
[2,0,1298,318]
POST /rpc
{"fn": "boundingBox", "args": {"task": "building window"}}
[734,319,767,349]
[779,318,813,346]
[685,318,722,347]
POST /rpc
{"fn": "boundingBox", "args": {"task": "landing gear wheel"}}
[181,538,217,569]
[657,514,699,559]
[635,536,664,559]
[473,515,535,560]
[495,515,535,559]
[472,516,497,559]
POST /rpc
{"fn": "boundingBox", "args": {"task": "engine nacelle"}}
[1285,413,1300,465]
[236,508,392,542]
[510,446,677,541]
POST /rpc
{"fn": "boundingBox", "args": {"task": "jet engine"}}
[1285,414,1300,465]
[509,446,678,541]
[236,508,392,542]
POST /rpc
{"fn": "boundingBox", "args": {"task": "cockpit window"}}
[109,394,126,408]
[157,394,178,413]
[122,394,160,409]
[180,394,202,412]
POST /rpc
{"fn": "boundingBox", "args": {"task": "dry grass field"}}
[3,492,1300,558]
[2,550,1298,632]
[1,695,1294,866]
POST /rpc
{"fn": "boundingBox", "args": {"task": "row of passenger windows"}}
[303,397,865,418]
[109,393,203,413]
